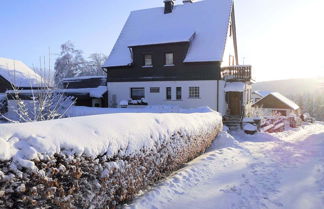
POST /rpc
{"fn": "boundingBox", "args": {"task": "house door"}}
[228,92,242,116]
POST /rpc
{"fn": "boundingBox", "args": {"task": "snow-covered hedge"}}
[0,108,222,208]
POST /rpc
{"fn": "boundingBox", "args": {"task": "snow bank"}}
[206,131,241,150]
[0,108,222,208]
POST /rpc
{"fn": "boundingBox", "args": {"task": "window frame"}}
[164,52,174,66]
[166,87,172,100]
[176,87,182,100]
[143,54,153,67]
[130,87,145,100]
[150,87,160,93]
[189,86,200,99]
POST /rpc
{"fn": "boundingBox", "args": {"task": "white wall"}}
[107,80,227,115]
[221,16,236,67]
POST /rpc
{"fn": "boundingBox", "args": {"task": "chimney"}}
[164,0,175,14]
[183,0,194,3]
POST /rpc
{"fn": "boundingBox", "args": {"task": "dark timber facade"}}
[105,42,222,82]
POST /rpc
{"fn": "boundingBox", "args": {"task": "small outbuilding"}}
[252,92,300,116]
[60,76,108,107]
[0,57,43,92]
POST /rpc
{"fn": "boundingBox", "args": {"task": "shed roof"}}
[103,0,233,67]
[253,92,300,110]
[253,90,271,97]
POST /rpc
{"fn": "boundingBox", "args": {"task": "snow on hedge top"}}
[0,57,43,87]
[270,92,300,110]
[0,108,221,170]
[103,0,233,67]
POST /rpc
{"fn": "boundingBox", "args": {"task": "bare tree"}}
[87,53,107,76]
[1,59,75,123]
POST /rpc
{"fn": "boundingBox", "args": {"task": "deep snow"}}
[126,123,324,209]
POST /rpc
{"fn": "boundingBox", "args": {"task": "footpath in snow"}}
[127,123,324,209]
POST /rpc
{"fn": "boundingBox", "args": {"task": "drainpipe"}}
[217,80,219,112]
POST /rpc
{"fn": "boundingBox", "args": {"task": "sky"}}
[0,0,323,82]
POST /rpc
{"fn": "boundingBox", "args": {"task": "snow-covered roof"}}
[103,0,233,67]
[224,82,245,92]
[0,57,43,87]
[270,92,299,110]
[61,86,107,98]
[253,90,271,97]
[6,86,108,99]
[129,30,196,47]
[62,76,106,82]
[253,92,299,110]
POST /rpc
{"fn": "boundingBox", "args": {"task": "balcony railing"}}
[221,65,252,81]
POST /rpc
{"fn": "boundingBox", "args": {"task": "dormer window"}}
[143,54,152,67]
[165,52,174,66]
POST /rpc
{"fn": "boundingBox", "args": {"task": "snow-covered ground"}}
[127,123,324,209]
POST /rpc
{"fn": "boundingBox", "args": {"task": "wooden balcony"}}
[221,65,252,82]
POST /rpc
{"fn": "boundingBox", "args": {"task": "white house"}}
[102,0,253,118]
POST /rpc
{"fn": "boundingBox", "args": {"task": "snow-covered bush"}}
[245,102,264,118]
[0,110,222,208]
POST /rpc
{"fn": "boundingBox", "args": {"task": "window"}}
[189,87,200,99]
[166,87,171,100]
[165,52,174,66]
[176,87,182,100]
[150,87,160,93]
[131,88,145,100]
[144,54,152,67]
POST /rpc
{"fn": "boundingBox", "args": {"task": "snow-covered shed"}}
[252,92,300,116]
[60,76,108,107]
[0,57,43,92]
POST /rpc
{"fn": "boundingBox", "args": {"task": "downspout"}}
[217,80,219,112]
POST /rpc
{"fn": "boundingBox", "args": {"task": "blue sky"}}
[0,0,323,81]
